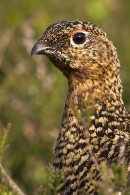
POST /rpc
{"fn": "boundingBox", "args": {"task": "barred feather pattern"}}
[31,20,130,195]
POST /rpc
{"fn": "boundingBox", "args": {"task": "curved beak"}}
[31,42,46,56]
[31,41,55,56]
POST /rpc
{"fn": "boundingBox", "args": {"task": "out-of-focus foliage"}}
[0,0,130,194]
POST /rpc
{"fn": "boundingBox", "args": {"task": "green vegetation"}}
[0,0,130,194]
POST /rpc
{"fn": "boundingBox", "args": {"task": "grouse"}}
[31,20,130,195]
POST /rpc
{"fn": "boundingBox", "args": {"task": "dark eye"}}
[73,33,86,44]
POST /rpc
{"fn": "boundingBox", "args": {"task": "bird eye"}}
[73,32,86,44]
[70,32,91,46]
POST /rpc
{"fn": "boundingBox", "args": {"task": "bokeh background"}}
[0,0,130,194]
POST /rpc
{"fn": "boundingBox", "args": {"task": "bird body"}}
[31,20,130,195]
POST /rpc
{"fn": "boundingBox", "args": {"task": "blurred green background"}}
[0,0,130,194]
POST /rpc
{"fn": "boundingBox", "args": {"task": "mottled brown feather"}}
[31,20,130,195]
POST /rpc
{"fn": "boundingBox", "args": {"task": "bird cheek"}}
[49,53,70,69]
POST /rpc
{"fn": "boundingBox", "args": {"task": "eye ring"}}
[70,32,90,46]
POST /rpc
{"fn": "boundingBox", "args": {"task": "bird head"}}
[31,20,120,81]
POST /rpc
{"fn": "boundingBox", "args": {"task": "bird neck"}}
[62,71,128,128]
[54,66,130,177]
[67,72,123,109]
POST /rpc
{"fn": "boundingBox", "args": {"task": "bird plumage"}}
[31,20,130,195]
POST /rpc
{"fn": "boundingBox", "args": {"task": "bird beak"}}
[31,41,46,56]
[31,41,55,56]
